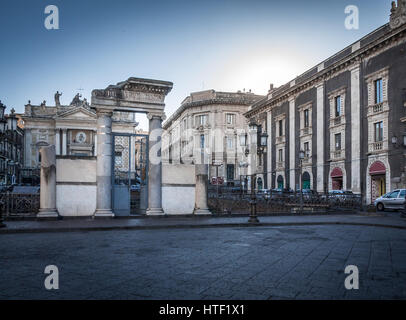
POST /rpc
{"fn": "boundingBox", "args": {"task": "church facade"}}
[22,93,145,172]
[245,1,406,204]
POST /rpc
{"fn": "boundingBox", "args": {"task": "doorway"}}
[112,133,149,216]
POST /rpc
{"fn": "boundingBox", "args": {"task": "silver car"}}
[374,189,406,211]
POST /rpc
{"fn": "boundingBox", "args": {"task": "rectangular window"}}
[278,149,283,162]
[335,133,342,150]
[374,122,383,142]
[375,79,383,104]
[304,109,309,128]
[279,120,283,137]
[226,113,235,125]
[200,134,205,148]
[226,136,234,149]
[182,118,187,129]
[197,115,207,126]
[335,96,341,117]
[304,142,310,153]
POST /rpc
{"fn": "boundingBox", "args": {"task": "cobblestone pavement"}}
[1,225,406,300]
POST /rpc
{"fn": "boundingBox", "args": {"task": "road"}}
[0,224,405,299]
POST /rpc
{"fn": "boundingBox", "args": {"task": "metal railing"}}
[0,193,39,219]
[208,186,362,216]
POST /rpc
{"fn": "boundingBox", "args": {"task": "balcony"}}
[329,116,345,128]
[276,161,285,170]
[368,102,388,116]
[300,127,312,137]
[331,150,343,160]
[369,140,387,153]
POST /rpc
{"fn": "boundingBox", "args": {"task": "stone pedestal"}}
[146,113,165,216]
[37,145,58,219]
[194,164,212,215]
[94,110,114,218]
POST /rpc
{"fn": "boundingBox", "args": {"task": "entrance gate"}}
[112,133,148,216]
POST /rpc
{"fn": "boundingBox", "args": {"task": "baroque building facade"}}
[245,1,406,204]
[162,90,263,184]
[22,93,145,175]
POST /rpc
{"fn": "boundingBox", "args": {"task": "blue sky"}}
[0,0,393,129]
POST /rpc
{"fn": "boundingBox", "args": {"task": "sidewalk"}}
[1,212,406,234]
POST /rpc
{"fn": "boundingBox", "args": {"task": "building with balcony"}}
[245,1,406,204]
[162,90,263,185]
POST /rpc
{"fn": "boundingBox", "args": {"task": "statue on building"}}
[54,91,62,107]
[390,0,406,29]
[70,93,82,106]
[40,100,46,108]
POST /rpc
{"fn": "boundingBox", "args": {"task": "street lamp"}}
[7,108,18,131]
[248,173,259,224]
[299,150,305,215]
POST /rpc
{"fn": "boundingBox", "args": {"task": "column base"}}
[146,208,165,216]
[193,208,212,215]
[37,209,59,219]
[94,209,115,218]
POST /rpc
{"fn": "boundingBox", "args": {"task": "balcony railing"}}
[332,150,342,159]
[276,161,285,170]
[369,140,387,153]
[300,127,312,137]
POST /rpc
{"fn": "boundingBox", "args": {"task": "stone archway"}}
[91,77,173,217]
[366,157,391,204]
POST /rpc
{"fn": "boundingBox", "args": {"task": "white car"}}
[374,189,406,211]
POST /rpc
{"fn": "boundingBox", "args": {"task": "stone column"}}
[194,164,211,215]
[62,129,67,156]
[289,96,296,190]
[55,129,60,155]
[37,145,58,219]
[94,131,97,156]
[350,63,361,194]
[316,82,325,193]
[94,110,114,218]
[146,113,165,215]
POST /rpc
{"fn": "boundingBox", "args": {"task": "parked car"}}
[374,189,406,211]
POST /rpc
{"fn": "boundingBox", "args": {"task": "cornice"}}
[245,23,406,119]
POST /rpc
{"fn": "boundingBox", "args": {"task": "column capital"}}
[147,112,166,121]
[96,108,114,117]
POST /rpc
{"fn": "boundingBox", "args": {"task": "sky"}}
[0,0,394,130]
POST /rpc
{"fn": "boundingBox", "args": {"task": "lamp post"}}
[299,150,305,215]
[0,101,6,228]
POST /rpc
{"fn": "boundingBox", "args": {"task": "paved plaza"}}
[1,224,406,300]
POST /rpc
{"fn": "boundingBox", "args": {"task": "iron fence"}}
[208,186,362,215]
[0,193,40,219]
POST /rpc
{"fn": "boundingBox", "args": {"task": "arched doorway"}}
[302,171,311,190]
[370,161,386,202]
[257,177,263,190]
[331,167,343,190]
[277,175,284,189]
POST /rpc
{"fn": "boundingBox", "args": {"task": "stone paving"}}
[1,224,406,300]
